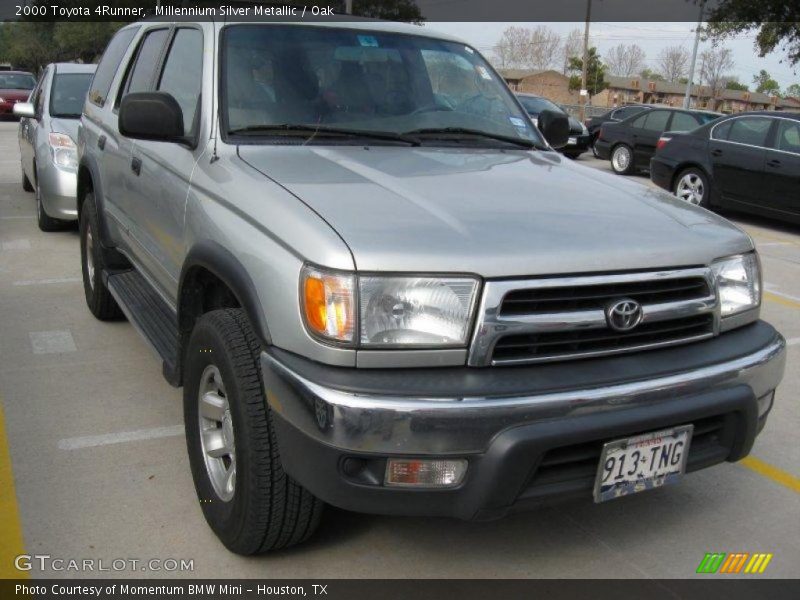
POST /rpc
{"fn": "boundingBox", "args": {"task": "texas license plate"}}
[568,136,577,145]
[593,425,693,503]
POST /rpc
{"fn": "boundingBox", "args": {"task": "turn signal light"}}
[301,266,355,343]
[385,458,467,488]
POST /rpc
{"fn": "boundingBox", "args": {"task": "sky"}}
[424,22,800,91]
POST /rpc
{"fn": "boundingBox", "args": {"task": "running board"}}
[106,269,180,387]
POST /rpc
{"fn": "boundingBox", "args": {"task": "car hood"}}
[49,118,80,141]
[238,145,752,277]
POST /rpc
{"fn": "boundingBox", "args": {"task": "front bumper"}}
[261,321,785,520]
[563,133,592,154]
[37,158,78,220]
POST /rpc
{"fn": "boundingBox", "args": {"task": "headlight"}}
[711,253,760,317]
[48,132,78,171]
[300,266,479,348]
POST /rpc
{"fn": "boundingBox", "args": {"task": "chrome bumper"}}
[260,331,786,456]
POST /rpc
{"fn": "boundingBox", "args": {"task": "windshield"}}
[222,25,543,147]
[0,73,36,90]
[517,95,563,116]
[50,72,93,118]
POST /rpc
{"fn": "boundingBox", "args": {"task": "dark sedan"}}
[0,71,37,119]
[585,104,651,156]
[651,112,800,223]
[516,93,591,158]
[595,106,721,174]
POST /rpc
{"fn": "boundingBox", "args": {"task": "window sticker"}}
[509,116,527,128]
[464,46,474,54]
[357,35,379,47]
[476,65,493,80]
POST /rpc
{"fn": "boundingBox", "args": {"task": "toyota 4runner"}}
[77,19,786,554]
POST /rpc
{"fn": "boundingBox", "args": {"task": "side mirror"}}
[13,102,35,119]
[537,109,570,149]
[119,92,184,142]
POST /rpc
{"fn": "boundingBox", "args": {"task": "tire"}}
[673,167,710,208]
[184,309,324,555]
[591,138,600,158]
[36,180,67,232]
[22,169,33,192]
[564,152,582,160]
[610,144,635,175]
[79,194,123,320]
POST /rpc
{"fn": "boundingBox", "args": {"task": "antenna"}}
[210,9,222,163]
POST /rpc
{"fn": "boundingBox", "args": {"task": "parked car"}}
[651,112,800,223]
[14,63,96,231]
[585,104,652,156]
[78,20,785,555]
[595,107,722,174]
[516,93,591,158]
[0,71,37,119]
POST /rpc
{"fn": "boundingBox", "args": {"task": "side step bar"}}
[105,269,181,386]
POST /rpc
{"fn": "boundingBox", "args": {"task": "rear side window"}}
[614,106,645,120]
[157,28,204,136]
[124,28,170,96]
[726,117,772,147]
[89,27,139,107]
[641,110,670,132]
[774,119,800,154]
[630,112,649,128]
[669,112,700,132]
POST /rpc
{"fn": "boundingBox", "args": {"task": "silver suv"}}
[78,20,786,555]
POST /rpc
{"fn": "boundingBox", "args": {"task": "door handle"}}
[710,148,722,157]
[97,135,106,150]
[131,157,142,176]
[766,158,781,168]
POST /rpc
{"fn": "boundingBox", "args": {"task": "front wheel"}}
[674,168,710,208]
[79,194,122,320]
[610,144,635,175]
[184,309,324,554]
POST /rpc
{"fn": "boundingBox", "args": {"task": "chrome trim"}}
[260,332,786,454]
[468,268,719,367]
[710,114,800,156]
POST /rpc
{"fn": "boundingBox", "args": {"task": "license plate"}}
[593,425,693,503]
[568,136,577,145]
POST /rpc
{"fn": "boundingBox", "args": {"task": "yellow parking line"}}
[740,456,800,495]
[764,291,800,310]
[0,399,27,579]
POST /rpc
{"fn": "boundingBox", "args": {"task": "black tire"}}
[564,152,582,159]
[79,194,123,320]
[591,137,600,158]
[673,167,710,208]
[22,169,33,192]
[610,144,635,175]
[184,309,324,555]
[36,182,67,232]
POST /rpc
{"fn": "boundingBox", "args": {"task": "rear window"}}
[89,27,139,107]
[50,72,94,118]
[0,73,36,90]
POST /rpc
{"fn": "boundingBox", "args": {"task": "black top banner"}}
[0,0,795,22]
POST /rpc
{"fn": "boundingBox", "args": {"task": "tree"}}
[568,47,608,98]
[657,45,690,82]
[699,47,734,109]
[526,26,562,71]
[604,43,646,77]
[752,69,781,95]
[640,68,665,82]
[705,1,800,67]
[786,83,800,98]
[561,28,583,75]
[492,25,561,71]
[725,78,749,91]
[352,0,423,22]
[492,26,533,69]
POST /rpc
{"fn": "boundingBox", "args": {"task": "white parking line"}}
[1,239,31,250]
[758,242,793,247]
[13,277,81,286]
[765,286,800,304]
[58,425,184,450]
[0,215,35,220]
[788,338,800,347]
[29,330,77,354]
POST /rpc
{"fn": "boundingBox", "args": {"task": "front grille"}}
[493,314,713,362]
[468,269,718,366]
[519,415,732,501]
[500,277,710,316]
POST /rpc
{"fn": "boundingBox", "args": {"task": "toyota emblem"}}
[606,298,643,332]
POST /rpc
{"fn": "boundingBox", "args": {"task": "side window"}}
[711,119,732,140]
[669,112,700,132]
[774,119,800,154]
[630,113,649,128]
[157,28,204,136]
[89,27,139,107]
[727,117,772,147]
[642,110,670,132]
[120,28,169,100]
[615,106,643,120]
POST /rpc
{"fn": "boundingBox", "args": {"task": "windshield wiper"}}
[402,127,543,149]
[228,124,420,146]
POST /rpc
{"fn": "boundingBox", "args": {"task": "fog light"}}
[757,391,774,419]
[384,458,467,488]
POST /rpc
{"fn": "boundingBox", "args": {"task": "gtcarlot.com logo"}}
[696,552,773,574]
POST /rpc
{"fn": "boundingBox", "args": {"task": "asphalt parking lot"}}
[1,121,798,579]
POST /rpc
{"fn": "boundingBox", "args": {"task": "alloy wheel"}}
[612,146,631,172]
[676,173,705,205]
[198,364,236,502]
[85,229,95,290]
